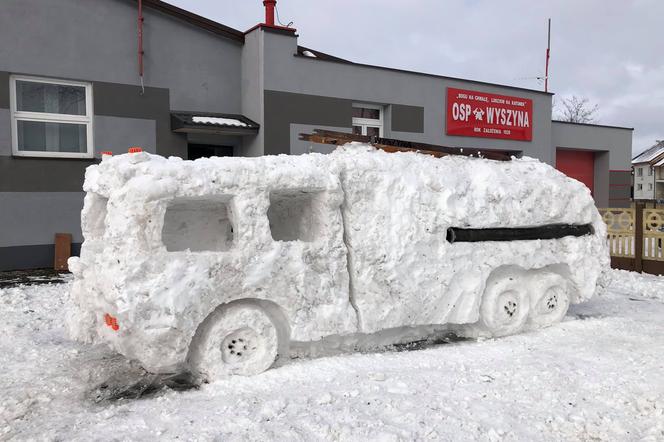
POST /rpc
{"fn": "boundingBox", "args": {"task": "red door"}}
[556,149,595,195]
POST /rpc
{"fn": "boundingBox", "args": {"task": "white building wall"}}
[633,163,655,200]
[656,166,664,200]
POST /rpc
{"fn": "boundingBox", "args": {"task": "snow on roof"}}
[654,157,664,167]
[192,116,249,127]
[632,141,664,164]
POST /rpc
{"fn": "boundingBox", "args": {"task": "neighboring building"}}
[0,0,634,270]
[632,141,664,202]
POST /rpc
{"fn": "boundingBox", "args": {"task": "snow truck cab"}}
[69,144,609,380]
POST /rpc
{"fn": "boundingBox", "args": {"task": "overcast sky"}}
[170,0,663,155]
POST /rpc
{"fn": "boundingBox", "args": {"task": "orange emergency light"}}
[104,313,120,331]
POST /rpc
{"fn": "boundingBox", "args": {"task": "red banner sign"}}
[446,88,533,141]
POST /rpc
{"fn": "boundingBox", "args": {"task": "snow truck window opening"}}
[268,189,323,242]
[86,193,109,239]
[446,223,594,243]
[162,196,235,252]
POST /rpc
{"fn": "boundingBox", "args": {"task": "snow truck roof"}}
[83,143,596,229]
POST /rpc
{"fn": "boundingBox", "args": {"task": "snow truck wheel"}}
[188,301,287,380]
[479,272,530,337]
[527,272,571,329]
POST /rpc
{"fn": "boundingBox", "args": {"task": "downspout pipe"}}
[138,0,145,94]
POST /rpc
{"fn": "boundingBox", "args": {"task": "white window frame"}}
[636,167,643,177]
[352,103,383,137]
[10,75,94,159]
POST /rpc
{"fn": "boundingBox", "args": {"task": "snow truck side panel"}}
[69,153,357,372]
[334,147,607,333]
[69,145,609,374]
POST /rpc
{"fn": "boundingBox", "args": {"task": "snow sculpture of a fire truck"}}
[68,143,608,380]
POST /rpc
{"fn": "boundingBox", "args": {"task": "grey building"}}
[0,0,633,270]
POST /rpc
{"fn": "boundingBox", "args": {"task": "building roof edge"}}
[552,120,634,131]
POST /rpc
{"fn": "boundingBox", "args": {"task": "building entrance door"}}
[188,144,233,160]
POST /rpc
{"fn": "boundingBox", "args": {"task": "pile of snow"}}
[68,143,607,374]
[600,268,664,302]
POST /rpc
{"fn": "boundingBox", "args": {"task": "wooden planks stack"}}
[299,129,514,162]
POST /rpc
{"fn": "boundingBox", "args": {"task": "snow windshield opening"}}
[84,193,108,240]
[268,190,323,242]
[161,196,234,252]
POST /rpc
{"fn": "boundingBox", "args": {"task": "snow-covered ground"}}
[1,270,663,441]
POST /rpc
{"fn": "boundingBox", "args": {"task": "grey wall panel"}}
[264,90,352,156]
[609,170,632,208]
[0,0,242,114]
[552,121,632,170]
[0,72,8,108]
[262,32,553,164]
[143,7,242,113]
[0,109,10,156]
[93,82,169,118]
[391,104,424,133]
[593,151,609,208]
[289,124,351,155]
[239,30,264,157]
[0,192,85,247]
[608,185,631,201]
[93,81,186,158]
[0,243,81,271]
[0,157,94,192]
[609,170,632,186]
[94,116,157,155]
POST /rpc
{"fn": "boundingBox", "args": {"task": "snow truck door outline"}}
[158,183,357,343]
[263,186,358,339]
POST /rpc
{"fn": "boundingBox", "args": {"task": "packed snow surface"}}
[601,268,664,301]
[1,269,663,440]
[68,144,608,374]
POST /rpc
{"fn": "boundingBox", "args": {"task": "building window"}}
[352,104,383,137]
[10,75,94,158]
[648,167,653,176]
[637,184,643,191]
[648,183,653,191]
[636,167,643,177]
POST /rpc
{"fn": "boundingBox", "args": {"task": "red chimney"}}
[263,0,276,26]
[245,0,294,34]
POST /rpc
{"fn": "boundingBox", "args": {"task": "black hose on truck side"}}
[446,223,594,243]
